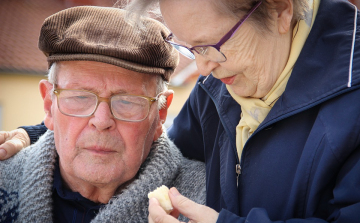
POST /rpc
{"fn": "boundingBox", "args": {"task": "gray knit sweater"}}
[0,130,206,222]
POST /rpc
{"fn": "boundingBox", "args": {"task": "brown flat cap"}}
[38,6,179,81]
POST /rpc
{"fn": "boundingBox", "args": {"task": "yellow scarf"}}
[227,0,320,160]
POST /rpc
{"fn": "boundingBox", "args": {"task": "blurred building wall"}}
[0,0,196,131]
[0,74,45,130]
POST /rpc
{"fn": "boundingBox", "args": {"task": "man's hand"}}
[148,187,219,223]
[0,128,30,160]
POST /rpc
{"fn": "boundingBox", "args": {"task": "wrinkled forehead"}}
[53,61,158,95]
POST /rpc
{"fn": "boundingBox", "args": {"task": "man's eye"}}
[113,99,133,107]
[76,96,90,99]
[72,95,93,101]
[63,95,93,104]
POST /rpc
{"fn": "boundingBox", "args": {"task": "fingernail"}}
[170,187,180,197]
[0,149,7,159]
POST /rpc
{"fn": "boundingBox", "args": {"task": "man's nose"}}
[194,54,220,76]
[89,102,116,131]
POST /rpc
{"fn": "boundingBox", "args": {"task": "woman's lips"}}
[220,75,236,85]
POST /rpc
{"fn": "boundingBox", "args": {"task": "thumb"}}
[169,187,217,222]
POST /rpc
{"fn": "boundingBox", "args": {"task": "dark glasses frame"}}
[165,1,262,62]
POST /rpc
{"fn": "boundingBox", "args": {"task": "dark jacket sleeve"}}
[216,208,329,223]
[19,122,48,145]
[168,80,205,162]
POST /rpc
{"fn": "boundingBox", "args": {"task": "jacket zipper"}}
[236,164,241,187]
[198,80,242,188]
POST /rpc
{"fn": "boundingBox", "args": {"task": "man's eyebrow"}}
[112,90,129,95]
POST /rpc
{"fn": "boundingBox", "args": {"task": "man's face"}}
[43,61,162,190]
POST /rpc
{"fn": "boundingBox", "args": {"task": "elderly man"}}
[0,6,205,222]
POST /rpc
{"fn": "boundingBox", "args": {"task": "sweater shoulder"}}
[0,146,29,222]
[172,157,206,204]
[0,146,28,188]
[172,157,206,222]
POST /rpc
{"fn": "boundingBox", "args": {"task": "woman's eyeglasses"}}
[165,1,262,63]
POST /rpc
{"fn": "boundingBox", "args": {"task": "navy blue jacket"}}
[168,0,360,222]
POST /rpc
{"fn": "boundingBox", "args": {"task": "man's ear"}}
[39,80,54,130]
[153,90,174,141]
[270,0,293,34]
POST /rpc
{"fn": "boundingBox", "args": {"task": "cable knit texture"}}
[0,130,206,222]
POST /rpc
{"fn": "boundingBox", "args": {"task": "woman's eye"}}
[197,47,209,55]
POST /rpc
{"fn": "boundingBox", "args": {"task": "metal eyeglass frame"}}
[53,86,162,122]
[165,1,262,62]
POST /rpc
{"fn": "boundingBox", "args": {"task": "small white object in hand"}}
[148,185,173,214]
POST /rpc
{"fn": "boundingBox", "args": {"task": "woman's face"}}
[160,0,292,98]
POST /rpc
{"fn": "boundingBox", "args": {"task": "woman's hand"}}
[0,128,30,160]
[148,187,219,223]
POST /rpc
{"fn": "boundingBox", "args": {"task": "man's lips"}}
[220,75,236,85]
[85,147,116,154]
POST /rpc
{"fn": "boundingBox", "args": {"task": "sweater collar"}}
[19,130,183,222]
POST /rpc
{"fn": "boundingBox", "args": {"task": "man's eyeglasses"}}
[53,87,162,122]
[165,1,262,63]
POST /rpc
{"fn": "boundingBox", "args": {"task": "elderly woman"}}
[124,0,360,222]
[1,0,360,222]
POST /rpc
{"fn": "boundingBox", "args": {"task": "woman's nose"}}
[194,54,220,76]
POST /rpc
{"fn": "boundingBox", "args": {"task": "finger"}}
[0,131,10,144]
[0,141,19,160]
[14,128,31,148]
[0,131,11,160]
[148,198,180,223]
[0,148,7,160]
[169,187,201,220]
[169,187,219,222]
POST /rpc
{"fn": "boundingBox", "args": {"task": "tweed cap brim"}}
[39,6,179,81]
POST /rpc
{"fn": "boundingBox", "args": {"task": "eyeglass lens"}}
[171,44,195,60]
[169,42,226,62]
[111,95,149,121]
[193,46,227,62]
[56,90,151,121]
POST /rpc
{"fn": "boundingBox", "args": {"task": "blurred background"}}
[0,0,359,131]
[0,0,200,130]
